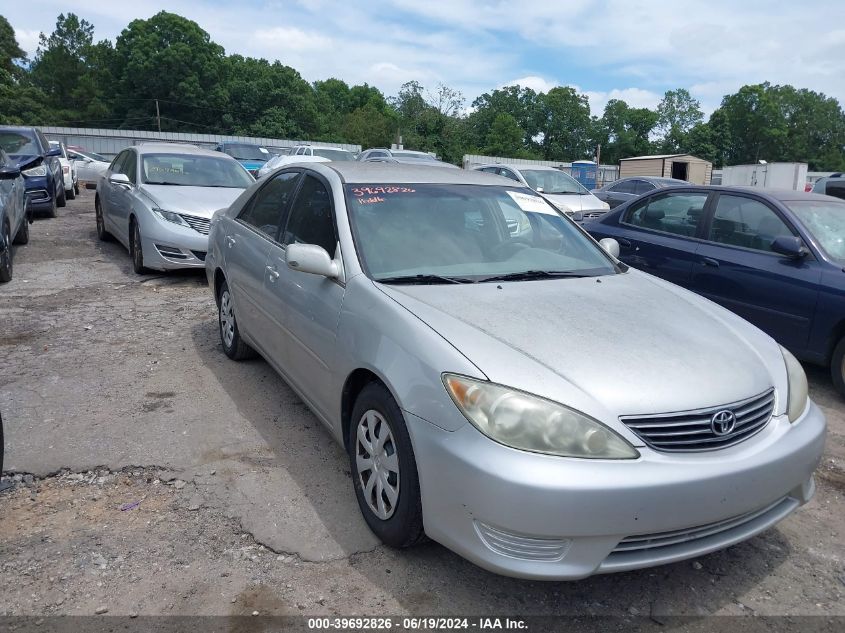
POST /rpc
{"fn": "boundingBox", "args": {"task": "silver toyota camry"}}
[96,143,254,273]
[205,163,825,580]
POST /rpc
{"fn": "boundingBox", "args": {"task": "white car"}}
[67,147,111,189]
[49,141,79,200]
[473,163,610,219]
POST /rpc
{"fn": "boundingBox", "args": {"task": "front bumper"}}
[139,216,210,271]
[23,176,53,211]
[407,400,825,580]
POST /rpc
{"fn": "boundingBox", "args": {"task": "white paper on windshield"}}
[506,190,556,215]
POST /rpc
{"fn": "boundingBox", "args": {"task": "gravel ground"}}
[0,191,843,625]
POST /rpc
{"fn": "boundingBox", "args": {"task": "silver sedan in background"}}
[96,143,253,273]
[206,163,824,580]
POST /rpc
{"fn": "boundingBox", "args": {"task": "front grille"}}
[582,211,606,219]
[178,214,210,235]
[611,496,791,554]
[620,388,775,452]
[155,244,188,259]
[474,521,570,562]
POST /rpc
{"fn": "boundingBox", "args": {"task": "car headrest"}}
[643,208,665,221]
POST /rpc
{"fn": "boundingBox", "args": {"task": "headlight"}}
[443,374,639,459]
[599,201,610,210]
[152,208,189,227]
[22,165,47,177]
[780,346,808,422]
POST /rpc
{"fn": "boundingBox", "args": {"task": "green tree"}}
[537,86,592,160]
[483,112,525,157]
[343,102,397,148]
[0,15,26,79]
[598,99,658,163]
[656,88,703,153]
[112,11,228,131]
[468,85,542,152]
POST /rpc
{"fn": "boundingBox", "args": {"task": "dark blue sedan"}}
[584,186,845,394]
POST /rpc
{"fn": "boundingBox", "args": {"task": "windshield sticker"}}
[351,186,416,197]
[506,190,555,214]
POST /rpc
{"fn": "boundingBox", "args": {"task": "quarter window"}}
[707,195,794,252]
[633,180,656,195]
[282,175,337,255]
[499,169,521,182]
[625,192,708,237]
[238,172,300,237]
[610,180,636,194]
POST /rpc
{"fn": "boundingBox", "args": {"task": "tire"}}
[12,215,29,245]
[348,382,425,548]
[57,183,66,208]
[95,197,112,241]
[129,218,148,274]
[46,194,58,218]
[830,337,845,396]
[66,185,75,200]
[74,181,80,196]
[0,221,13,283]
[217,280,256,360]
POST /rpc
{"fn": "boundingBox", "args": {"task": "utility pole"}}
[155,99,161,132]
[595,143,602,186]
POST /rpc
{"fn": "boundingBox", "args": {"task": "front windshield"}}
[222,144,268,161]
[346,184,617,282]
[520,169,587,194]
[786,199,845,261]
[0,130,39,156]
[312,148,354,161]
[142,153,254,188]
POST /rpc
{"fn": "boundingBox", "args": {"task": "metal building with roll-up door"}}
[619,153,712,185]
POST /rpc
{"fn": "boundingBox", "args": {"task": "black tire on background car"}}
[74,181,80,196]
[95,197,112,241]
[66,185,75,200]
[830,337,845,396]
[217,280,256,360]
[0,221,13,283]
[129,218,147,274]
[57,184,66,208]
[348,381,425,548]
[12,216,29,245]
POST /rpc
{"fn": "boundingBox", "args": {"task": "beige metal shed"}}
[619,154,712,185]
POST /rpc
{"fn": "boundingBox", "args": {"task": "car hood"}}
[376,270,786,419]
[140,185,245,219]
[9,154,42,169]
[542,192,608,212]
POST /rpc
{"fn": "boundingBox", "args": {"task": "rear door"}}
[223,171,302,350]
[690,192,822,352]
[616,190,712,287]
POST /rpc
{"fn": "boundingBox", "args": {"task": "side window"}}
[707,195,794,252]
[238,172,301,237]
[282,175,337,255]
[611,180,636,194]
[634,180,655,195]
[124,151,137,183]
[109,151,127,173]
[625,192,708,237]
[370,151,388,158]
[295,147,305,155]
[498,169,521,182]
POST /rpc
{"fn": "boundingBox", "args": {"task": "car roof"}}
[476,163,560,172]
[136,143,230,157]
[311,146,354,152]
[325,162,529,186]
[625,184,840,204]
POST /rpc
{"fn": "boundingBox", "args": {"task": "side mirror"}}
[0,166,21,180]
[286,243,339,278]
[771,236,807,259]
[570,211,584,222]
[536,186,544,193]
[45,148,61,157]
[109,173,132,188]
[599,237,620,258]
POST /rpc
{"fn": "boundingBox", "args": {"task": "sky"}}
[5,0,845,118]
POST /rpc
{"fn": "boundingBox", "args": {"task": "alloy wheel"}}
[132,223,143,270]
[0,225,11,280]
[355,410,400,520]
[219,290,235,349]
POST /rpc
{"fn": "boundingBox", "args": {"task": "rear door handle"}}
[266,265,280,281]
[225,236,236,248]
[701,257,720,268]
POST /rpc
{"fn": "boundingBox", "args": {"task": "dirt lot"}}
[1,191,844,625]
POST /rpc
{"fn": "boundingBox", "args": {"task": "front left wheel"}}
[830,337,845,397]
[129,219,148,274]
[13,216,29,245]
[57,184,66,208]
[349,382,425,548]
[0,221,13,283]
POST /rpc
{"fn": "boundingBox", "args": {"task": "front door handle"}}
[617,237,632,248]
[225,236,236,248]
[701,257,720,268]
[266,265,280,282]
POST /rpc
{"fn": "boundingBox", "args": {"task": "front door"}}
[690,192,822,353]
[264,173,345,420]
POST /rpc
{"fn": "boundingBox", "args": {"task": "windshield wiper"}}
[145,181,188,186]
[375,274,476,285]
[480,270,590,282]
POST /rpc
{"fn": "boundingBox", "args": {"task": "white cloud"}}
[13,29,40,56]
[500,76,558,94]
[253,27,332,51]
[578,88,663,115]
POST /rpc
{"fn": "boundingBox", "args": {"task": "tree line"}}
[2,11,844,170]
